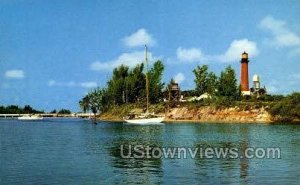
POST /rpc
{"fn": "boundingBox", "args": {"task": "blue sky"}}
[1,0,300,112]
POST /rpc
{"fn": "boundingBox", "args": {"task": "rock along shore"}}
[97,105,276,123]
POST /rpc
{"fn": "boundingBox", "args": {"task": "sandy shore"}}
[96,117,275,124]
[96,106,299,124]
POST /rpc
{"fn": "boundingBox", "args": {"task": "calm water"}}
[0,118,299,184]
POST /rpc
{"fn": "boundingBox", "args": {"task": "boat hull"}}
[18,116,43,121]
[124,117,164,125]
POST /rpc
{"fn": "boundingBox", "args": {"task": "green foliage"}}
[148,60,165,103]
[79,88,109,114]
[23,105,34,113]
[58,109,71,114]
[79,59,165,113]
[0,105,22,114]
[181,90,197,97]
[79,95,90,113]
[212,96,236,108]
[193,65,218,95]
[207,72,218,95]
[217,65,239,98]
[0,105,44,114]
[125,63,146,103]
[104,61,165,105]
[107,65,129,105]
[269,93,300,121]
[90,88,109,113]
[258,94,285,101]
[50,109,57,114]
[193,65,208,95]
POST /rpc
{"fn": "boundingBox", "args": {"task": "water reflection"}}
[239,125,249,181]
[105,124,164,184]
[190,124,251,183]
[2,118,300,184]
[76,121,300,184]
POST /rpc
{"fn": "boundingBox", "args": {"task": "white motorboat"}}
[18,115,43,121]
[124,45,165,124]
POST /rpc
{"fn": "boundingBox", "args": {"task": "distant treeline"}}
[49,109,71,114]
[0,105,72,114]
[0,105,44,114]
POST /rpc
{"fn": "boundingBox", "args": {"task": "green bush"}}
[259,94,285,101]
[212,96,236,109]
[58,109,71,114]
[269,93,300,121]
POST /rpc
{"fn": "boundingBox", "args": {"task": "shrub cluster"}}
[269,93,300,121]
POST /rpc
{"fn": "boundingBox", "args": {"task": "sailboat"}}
[124,45,165,124]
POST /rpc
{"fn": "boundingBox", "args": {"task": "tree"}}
[50,109,57,114]
[193,65,208,95]
[0,105,43,114]
[148,60,165,103]
[217,65,239,98]
[78,60,165,112]
[23,105,34,113]
[88,88,109,114]
[79,88,109,115]
[79,96,90,113]
[125,63,145,103]
[58,109,71,114]
[107,65,129,105]
[1,105,22,114]
[0,106,5,114]
[206,72,218,95]
[193,65,218,95]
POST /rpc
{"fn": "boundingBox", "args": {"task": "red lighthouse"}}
[240,52,250,96]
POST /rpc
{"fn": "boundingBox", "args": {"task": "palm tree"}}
[79,96,90,113]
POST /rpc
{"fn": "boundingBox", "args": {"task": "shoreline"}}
[96,104,300,124]
[96,117,300,124]
[96,118,300,124]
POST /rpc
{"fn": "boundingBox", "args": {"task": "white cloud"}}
[90,51,154,71]
[48,80,97,88]
[5,70,25,79]
[122,28,156,47]
[259,16,300,53]
[174,73,185,84]
[90,62,111,71]
[176,47,204,62]
[48,80,76,87]
[217,39,259,62]
[80,82,98,88]
[176,39,258,63]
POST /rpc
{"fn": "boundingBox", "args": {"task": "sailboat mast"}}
[145,45,149,113]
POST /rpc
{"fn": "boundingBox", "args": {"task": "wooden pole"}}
[145,45,149,113]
